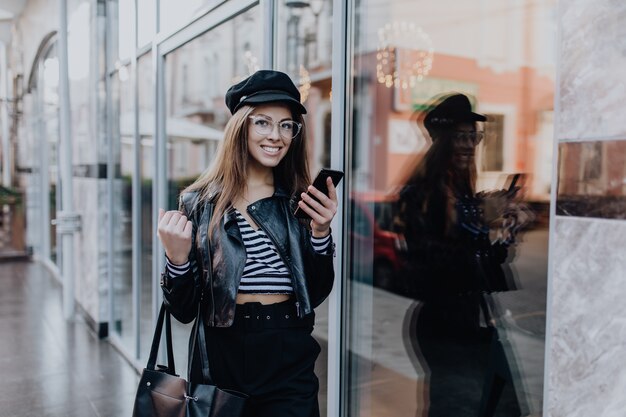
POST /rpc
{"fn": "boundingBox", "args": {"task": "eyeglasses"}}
[453,130,484,143]
[248,115,302,140]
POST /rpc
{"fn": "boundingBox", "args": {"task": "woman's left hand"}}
[297,176,338,237]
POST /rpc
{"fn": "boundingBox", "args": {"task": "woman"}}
[395,93,520,416]
[395,93,499,301]
[157,70,337,417]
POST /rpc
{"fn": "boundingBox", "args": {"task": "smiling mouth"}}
[456,150,475,157]
[261,145,281,154]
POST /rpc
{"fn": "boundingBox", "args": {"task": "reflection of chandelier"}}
[298,64,311,103]
[231,51,261,84]
[244,50,260,75]
[376,21,434,89]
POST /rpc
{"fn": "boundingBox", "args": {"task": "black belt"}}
[233,300,314,330]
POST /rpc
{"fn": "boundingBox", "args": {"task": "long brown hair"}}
[397,124,478,237]
[183,104,311,235]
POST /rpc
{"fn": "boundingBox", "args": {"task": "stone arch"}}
[26,31,57,93]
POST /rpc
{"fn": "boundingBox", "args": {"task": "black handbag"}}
[132,301,248,416]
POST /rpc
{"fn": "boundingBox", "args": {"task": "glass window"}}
[68,1,92,164]
[276,0,331,74]
[137,0,156,47]
[276,2,333,414]
[345,1,556,416]
[159,0,221,36]
[276,0,333,174]
[118,0,134,61]
[36,44,62,267]
[111,64,134,352]
[164,6,262,371]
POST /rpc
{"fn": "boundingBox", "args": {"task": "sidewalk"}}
[0,261,139,417]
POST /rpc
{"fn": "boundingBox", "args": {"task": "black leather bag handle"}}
[188,200,214,385]
[147,302,176,375]
[188,301,213,384]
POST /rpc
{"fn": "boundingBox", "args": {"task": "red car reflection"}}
[350,192,403,290]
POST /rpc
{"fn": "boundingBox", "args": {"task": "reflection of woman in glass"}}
[157,70,337,417]
[395,94,519,416]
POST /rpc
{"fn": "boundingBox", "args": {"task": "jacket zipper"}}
[204,268,216,326]
[248,208,304,318]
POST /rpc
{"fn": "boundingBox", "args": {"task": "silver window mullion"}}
[327,0,353,416]
[261,0,275,68]
[37,81,51,262]
[543,0,564,414]
[106,0,115,341]
[131,0,142,361]
[153,42,166,345]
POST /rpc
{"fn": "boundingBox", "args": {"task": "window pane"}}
[40,46,61,267]
[164,6,262,372]
[111,64,134,353]
[137,0,156,47]
[276,0,334,173]
[118,0,133,61]
[159,0,220,36]
[276,0,332,74]
[345,1,556,416]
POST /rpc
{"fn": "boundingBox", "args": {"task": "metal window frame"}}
[543,1,563,415]
[325,1,352,415]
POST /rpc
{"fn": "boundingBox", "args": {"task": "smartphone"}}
[294,168,344,219]
[506,173,521,191]
[504,173,524,196]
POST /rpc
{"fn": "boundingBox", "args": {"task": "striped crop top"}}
[165,208,332,295]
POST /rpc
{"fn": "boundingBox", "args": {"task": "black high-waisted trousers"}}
[198,299,321,417]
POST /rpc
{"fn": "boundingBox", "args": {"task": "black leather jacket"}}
[160,186,335,327]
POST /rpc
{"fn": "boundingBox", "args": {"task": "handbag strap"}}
[147,302,176,375]
[188,200,214,385]
[189,301,214,384]
[165,309,176,370]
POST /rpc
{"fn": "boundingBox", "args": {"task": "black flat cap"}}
[424,93,486,133]
[225,70,307,115]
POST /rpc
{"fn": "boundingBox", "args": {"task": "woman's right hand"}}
[157,208,193,265]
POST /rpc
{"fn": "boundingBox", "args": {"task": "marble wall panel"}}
[548,217,626,417]
[558,0,626,140]
[556,140,626,219]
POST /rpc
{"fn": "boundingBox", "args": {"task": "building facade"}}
[1,0,625,416]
